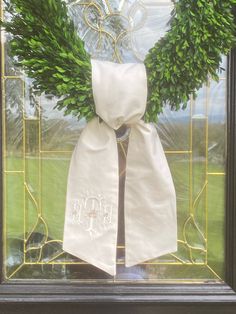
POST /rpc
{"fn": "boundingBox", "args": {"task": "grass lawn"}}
[4,156,225,280]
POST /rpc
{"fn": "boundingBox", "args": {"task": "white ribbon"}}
[62,59,177,276]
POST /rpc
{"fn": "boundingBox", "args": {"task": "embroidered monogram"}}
[69,193,113,239]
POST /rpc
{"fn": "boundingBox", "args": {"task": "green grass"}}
[5,156,225,279]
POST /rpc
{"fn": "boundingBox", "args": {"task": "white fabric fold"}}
[63,59,177,276]
[125,121,177,266]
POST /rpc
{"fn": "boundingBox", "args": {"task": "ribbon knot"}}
[63,59,177,276]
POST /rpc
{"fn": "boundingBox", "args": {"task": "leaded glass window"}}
[2,0,227,282]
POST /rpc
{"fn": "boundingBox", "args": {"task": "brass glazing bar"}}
[206,264,223,281]
[76,2,91,5]
[23,261,206,266]
[165,150,192,154]
[104,0,113,13]
[207,172,226,176]
[6,263,25,280]
[23,80,26,265]
[40,150,73,154]
[189,96,193,214]
[38,98,42,218]
[3,76,22,79]
[24,118,40,121]
[4,170,24,173]
[1,1,7,280]
[205,80,210,265]
[39,150,192,154]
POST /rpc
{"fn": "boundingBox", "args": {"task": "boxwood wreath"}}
[2,0,236,123]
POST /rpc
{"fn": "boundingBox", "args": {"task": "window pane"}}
[2,0,226,282]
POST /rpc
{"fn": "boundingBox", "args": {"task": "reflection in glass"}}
[2,0,226,282]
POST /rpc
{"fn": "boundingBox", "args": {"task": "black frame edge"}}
[0,283,234,303]
[226,48,236,291]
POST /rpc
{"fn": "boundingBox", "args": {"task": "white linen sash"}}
[62,59,177,276]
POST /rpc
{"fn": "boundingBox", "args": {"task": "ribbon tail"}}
[125,121,178,267]
[62,117,119,276]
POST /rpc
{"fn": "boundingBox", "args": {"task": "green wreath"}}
[2,0,236,123]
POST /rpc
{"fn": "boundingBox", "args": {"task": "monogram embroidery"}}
[69,192,113,239]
